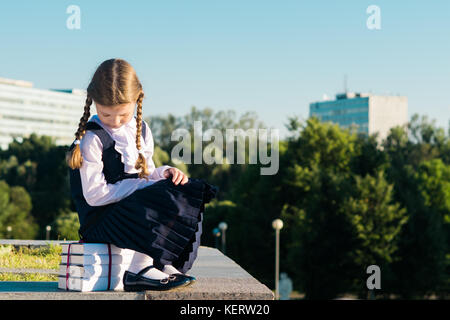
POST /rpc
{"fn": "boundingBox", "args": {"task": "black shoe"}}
[123,266,191,292]
[168,273,197,283]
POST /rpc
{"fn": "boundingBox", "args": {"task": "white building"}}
[309,92,408,145]
[0,77,86,150]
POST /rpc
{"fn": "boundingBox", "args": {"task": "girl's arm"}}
[79,131,155,207]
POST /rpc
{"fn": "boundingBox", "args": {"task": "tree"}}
[200,200,236,249]
[146,114,182,154]
[341,169,408,299]
[146,106,267,200]
[383,116,450,299]
[407,159,449,298]
[350,132,388,177]
[0,156,37,190]
[0,134,71,237]
[0,180,38,239]
[278,118,360,299]
[279,117,408,299]
[153,145,188,175]
[54,210,80,240]
[281,163,361,299]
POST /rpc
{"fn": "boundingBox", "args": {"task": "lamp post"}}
[272,218,283,300]
[212,227,221,250]
[218,222,228,255]
[46,225,51,240]
[6,226,12,239]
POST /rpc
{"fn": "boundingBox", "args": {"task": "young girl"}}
[67,58,218,291]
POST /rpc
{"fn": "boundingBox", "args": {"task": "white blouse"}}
[78,115,172,207]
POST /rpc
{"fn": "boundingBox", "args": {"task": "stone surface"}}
[146,246,274,300]
[0,246,274,300]
[145,278,274,300]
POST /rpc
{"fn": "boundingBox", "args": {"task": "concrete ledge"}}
[0,240,67,251]
[0,282,144,300]
[0,246,274,300]
[145,246,273,300]
[145,278,274,300]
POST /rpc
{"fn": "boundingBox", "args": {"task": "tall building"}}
[309,92,408,144]
[0,77,86,150]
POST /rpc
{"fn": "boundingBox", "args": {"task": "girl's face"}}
[95,102,136,129]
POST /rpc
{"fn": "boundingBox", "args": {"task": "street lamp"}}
[212,227,221,250]
[272,218,284,300]
[46,225,51,240]
[6,226,12,239]
[218,222,228,254]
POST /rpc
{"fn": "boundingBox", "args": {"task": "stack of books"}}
[58,242,152,292]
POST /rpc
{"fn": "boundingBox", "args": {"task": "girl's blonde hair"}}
[66,58,149,179]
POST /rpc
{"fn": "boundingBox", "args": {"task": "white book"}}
[61,253,152,266]
[58,275,124,292]
[61,242,139,256]
[58,263,147,278]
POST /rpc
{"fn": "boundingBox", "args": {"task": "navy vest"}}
[69,120,147,237]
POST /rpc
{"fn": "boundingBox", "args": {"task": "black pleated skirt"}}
[83,177,218,274]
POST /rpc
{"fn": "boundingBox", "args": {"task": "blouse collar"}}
[93,115,136,133]
[89,115,149,174]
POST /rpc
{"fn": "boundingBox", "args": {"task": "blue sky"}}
[0,0,449,139]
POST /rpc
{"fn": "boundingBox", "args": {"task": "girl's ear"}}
[67,95,93,169]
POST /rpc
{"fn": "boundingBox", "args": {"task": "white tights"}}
[126,251,182,280]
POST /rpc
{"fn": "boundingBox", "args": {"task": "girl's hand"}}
[163,167,189,185]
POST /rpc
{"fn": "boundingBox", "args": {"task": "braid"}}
[134,91,149,179]
[135,92,144,151]
[76,95,92,140]
[66,95,93,169]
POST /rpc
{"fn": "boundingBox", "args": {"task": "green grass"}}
[0,244,61,281]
